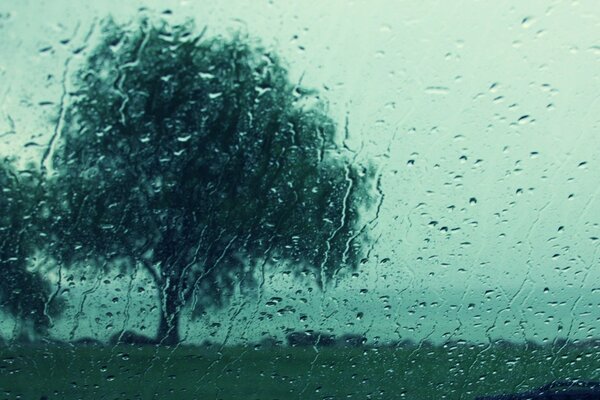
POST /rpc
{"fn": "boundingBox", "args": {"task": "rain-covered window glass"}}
[1,1,599,399]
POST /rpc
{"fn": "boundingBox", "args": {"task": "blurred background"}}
[1,0,599,346]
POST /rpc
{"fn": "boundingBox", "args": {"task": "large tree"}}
[0,159,59,341]
[47,17,375,345]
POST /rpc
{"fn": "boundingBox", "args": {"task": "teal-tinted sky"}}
[1,0,599,344]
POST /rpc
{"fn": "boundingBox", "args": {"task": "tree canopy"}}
[0,159,59,340]
[46,17,375,345]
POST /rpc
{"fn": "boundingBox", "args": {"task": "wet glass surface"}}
[1,1,599,399]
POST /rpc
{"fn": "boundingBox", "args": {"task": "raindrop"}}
[521,16,535,29]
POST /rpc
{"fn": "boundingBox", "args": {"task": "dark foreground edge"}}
[476,381,600,400]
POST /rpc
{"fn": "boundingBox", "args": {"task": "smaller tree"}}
[0,158,59,341]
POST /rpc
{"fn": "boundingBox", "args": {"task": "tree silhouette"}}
[47,17,375,345]
[0,159,59,341]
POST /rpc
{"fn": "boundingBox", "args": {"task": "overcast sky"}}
[1,0,599,344]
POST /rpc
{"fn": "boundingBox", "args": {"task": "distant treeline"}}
[3,330,600,351]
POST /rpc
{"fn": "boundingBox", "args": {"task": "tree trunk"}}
[157,310,180,346]
[156,281,183,346]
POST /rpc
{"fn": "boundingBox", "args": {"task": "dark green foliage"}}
[0,159,58,339]
[48,17,375,344]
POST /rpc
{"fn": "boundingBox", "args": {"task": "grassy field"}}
[1,343,599,400]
